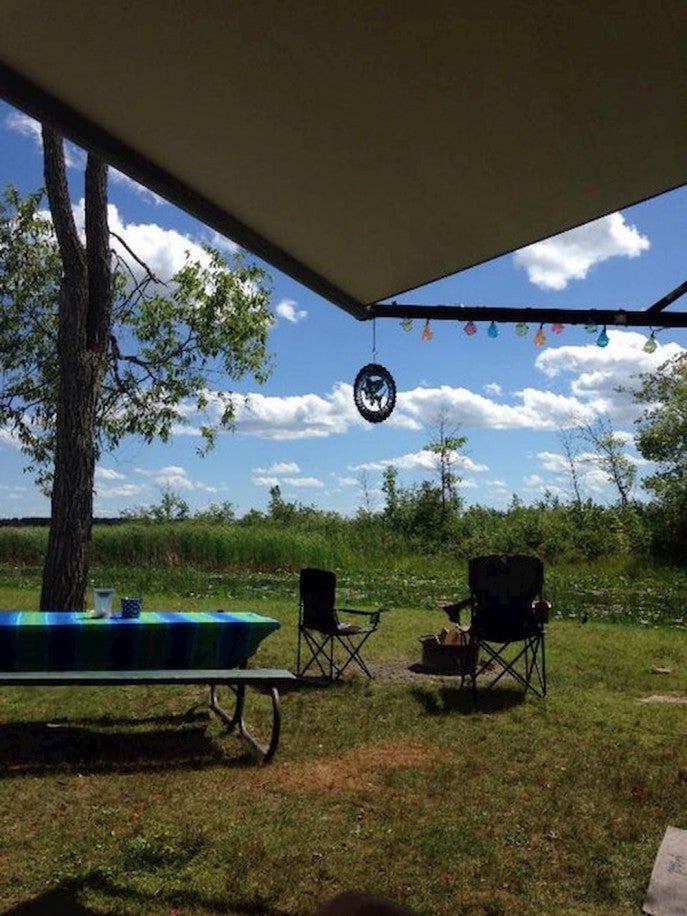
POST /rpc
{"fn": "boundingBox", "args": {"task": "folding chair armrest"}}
[339,607,389,626]
[338,607,386,616]
[436,597,472,624]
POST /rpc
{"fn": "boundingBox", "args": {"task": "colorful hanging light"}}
[463,320,477,336]
[596,326,609,347]
[515,321,529,337]
[551,323,565,334]
[400,318,413,332]
[488,320,499,338]
[534,323,546,347]
[643,330,658,353]
[422,319,433,341]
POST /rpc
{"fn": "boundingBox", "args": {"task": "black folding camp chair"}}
[441,554,548,699]
[296,568,384,680]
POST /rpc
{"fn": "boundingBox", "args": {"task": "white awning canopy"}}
[1,1,686,324]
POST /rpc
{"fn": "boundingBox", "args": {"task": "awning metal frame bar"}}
[366,280,687,328]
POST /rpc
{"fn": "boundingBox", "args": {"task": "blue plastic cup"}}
[121,596,142,618]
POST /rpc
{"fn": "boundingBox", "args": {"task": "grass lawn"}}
[0,587,685,914]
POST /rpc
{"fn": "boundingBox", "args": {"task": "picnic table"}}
[0,610,295,762]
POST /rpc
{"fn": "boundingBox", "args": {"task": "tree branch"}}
[41,126,85,280]
[85,152,111,351]
[110,231,164,286]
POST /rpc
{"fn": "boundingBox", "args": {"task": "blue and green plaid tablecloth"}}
[0,611,280,672]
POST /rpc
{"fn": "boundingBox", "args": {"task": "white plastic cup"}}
[93,587,115,617]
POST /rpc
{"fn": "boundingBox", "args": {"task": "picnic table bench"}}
[0,610,295,762]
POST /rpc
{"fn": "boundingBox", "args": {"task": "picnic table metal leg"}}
[208,683,282,763]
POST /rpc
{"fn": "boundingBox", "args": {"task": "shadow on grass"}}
[279,675,349,693]
[409,684,525,715]
[0,713,263,777]
[30,709,211,728]
[1,870,297,916]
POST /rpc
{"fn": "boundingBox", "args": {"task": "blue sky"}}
[1,99,686,519]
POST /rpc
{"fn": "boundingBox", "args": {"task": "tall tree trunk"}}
[40,281,97,609]
[39,128,111,611]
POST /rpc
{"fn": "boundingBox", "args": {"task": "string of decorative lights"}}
[399,318,662,351]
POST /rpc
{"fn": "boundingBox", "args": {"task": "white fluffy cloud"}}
[235,384,361,439]
[251,463,324,490]
[95,483,145,499]
[352,450,488,474]
[395,384,594,432]
[534,330,684,423]
[0,428,21,449]
[95,466,127,481]
[70,201,212,283]
[94,465,142,499]
[35,197,211,287]
[252,476,280,488]
[333,475,358,486]
[5,112,41,143]
[5,330,680,471]
[513,213,650,290]
[135,465,216,493]
[0,483,28,505]
[169,331,684,445]
[253,462,301,475]
[275,299,308,323]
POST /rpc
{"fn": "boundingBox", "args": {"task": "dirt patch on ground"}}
[259,738,448,793]
[366,660,469,684]
[638,694,687,704]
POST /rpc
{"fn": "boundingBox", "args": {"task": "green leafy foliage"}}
[0,187,62,482]
[0,185,274,485]
[120,488,191,522]
[114,245,273,456]
[634,352,687,558]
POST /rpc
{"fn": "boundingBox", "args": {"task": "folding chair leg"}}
[327,637,335,680]
[470,635,546,699]
[297,631,337,679]
[335,632,374,678]
[297,620,378,681]
[526,635,546,696]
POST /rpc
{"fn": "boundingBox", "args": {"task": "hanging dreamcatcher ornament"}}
[353,319,397,423]
[353,362,397,423]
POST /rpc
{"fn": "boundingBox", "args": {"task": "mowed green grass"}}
[0,571,684,914]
